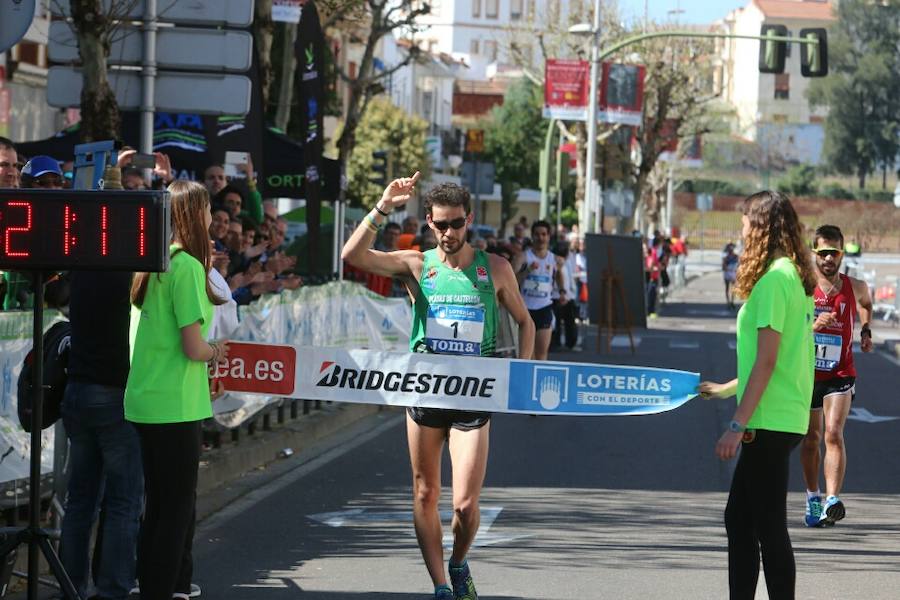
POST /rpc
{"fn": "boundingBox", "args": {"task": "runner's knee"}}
[802,430,821,450]
[453,498,479,523]
[823,428,844,448]
[413,479,440,508]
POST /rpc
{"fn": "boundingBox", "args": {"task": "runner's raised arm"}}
[341,172,421,277]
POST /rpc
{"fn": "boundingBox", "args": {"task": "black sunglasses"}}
[431,217,467,232]
[815,249,842,258]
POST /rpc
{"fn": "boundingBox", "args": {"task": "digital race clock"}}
[0,189,170,272]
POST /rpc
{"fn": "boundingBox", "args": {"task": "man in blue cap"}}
[20,155,65,189]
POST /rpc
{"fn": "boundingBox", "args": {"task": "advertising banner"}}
[543,59,590,121]
[598,63,645,127]
[213,343,700,417]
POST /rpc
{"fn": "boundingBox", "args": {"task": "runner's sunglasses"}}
[431,217,467,232]
[814,247,842,258]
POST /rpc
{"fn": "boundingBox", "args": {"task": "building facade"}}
[714,0,834,163]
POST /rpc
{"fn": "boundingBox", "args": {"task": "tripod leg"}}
[38,536,81,600]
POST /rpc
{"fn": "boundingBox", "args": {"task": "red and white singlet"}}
[813,274,857,381]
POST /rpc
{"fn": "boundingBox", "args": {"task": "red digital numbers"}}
[4,201,32,258]
[101,205,108,256]
[139,206,146,257]
[64,204,78,255]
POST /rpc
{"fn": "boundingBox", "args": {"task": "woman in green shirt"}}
[126,180,228,600]
[700,191,816,600]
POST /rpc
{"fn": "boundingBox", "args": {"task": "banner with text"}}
[212,343,700,416]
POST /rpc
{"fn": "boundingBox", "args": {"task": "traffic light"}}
[758,24,787,74]
[800,28,828,77]
[370,150,390,186]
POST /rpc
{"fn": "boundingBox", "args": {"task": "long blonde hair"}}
[131,180,226,307]
[733,191,816,298]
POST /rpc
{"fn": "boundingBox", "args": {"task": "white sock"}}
[807,490,821,500]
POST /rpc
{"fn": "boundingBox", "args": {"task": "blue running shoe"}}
[805,495,824,527]
[434,586,454,599]
[821,495,845,525]
[449,561,478,600]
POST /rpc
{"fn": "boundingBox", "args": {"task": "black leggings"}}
[134,420,202,600]
[725,429,803,600]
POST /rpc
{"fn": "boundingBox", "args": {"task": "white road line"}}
[199,413,404,533]
[669,340,700,350]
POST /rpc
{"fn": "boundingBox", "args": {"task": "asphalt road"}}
[192,272,900,600]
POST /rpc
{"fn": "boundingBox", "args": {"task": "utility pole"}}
[140,0,158,157]
[582,0,602,234]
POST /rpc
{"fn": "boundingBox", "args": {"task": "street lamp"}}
[569,0,602,235]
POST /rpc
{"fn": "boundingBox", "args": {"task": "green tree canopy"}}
[808,0,900,189]
[343,97,431,207]
[482,79,547,231]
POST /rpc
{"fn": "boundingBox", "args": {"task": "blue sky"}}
[617,0,749,25]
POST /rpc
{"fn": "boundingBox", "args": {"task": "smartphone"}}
[224,151,248,166]
[132,153,156,169]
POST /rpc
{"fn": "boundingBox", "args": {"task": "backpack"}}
[17,321,72,433]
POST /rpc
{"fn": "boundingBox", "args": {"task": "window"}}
[484,40,498,62]
[470,39,480,55]
[774,73,790,100]
[472,0,481,18]
[485,0,498,18]
[510,0,523,20]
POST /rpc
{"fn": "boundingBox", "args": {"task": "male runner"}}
[512,220,566,361]
[342,174,535,600]
[800,225,873,527]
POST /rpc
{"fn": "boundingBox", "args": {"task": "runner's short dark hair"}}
[814,224,843,247]
[531,220,552,236]
[0,137,15,150]
[424,183,470,216]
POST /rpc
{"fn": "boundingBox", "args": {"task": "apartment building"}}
[714,0,834,163]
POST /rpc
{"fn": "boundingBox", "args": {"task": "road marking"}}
[669,340,699,350]
[847,407,899,423]
[611,336,641,348]
[199,413,404,533]
[686,309,733,318]
[307,506,532,548]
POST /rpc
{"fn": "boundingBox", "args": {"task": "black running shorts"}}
[406,407,491,432]
[811,376,855,410]
[528,305,554,330]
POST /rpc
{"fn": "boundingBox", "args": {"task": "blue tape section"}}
[506,361,699,416]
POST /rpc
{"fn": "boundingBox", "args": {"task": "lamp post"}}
[569,0,602,235]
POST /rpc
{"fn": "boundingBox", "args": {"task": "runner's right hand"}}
[813,311,837,331]
[379,172,420,211]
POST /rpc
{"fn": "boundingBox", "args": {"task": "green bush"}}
[775,165,818,197]
[820,183,856,200]
[677,179,750,196]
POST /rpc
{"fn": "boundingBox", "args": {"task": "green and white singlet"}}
[410,249,499,356]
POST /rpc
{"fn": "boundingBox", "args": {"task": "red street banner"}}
[598,63,645,126]
[543,59,590,121]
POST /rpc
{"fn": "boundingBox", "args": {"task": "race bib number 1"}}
[426,304,484,355]
[814,333,842,371]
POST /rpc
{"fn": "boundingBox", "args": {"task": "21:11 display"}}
[0,189,170,272]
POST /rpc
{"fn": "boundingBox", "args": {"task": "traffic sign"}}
[460,161,495,195]
[465,129,485,154]
[48,22,253,72]
[47,66,252,115]
[51,0,254,27]
[0,0,36,55]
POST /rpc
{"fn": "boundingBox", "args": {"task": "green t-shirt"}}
[736,257,814,434]
[125,246,214,424]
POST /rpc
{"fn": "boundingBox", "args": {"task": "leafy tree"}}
[808,0,900,189]
[318,0,431,165]
[482,79,546,232]
[343,97,431,206]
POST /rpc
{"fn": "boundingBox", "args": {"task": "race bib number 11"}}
[814,333,842,371]
[426,304,484,355]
